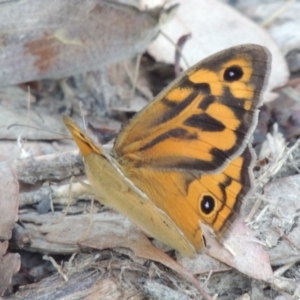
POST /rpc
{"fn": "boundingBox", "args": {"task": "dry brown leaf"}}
[0,0,165,86]
[208,220,273,281]
[178,219,273,282]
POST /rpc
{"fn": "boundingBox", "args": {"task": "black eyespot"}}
[224,65,243,82]
[201,195,215,214]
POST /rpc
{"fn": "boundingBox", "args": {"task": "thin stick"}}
[261,0,296,28]
[43,255,68,281]
[159,30,190,69]
[174,34,191,77]
[131,54,142,102]
[54,176,76,223]
[78,195,95,242]
[79,101,87,132]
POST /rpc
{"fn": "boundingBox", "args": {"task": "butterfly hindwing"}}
[122,146,254,251]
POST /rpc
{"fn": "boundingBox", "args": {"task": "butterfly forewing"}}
[63,115,197,257]
[114,44,270,174]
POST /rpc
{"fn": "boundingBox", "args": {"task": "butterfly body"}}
[63,44,270,257]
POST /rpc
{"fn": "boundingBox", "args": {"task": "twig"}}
[43,255,68,281]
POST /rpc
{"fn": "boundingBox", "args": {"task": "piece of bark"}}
[0,162,19,240]
[9,272,141,300]
[15,150,83,185]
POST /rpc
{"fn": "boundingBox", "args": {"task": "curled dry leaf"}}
[145,0,289,101]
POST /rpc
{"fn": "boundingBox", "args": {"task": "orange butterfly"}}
[63,44,270,257]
